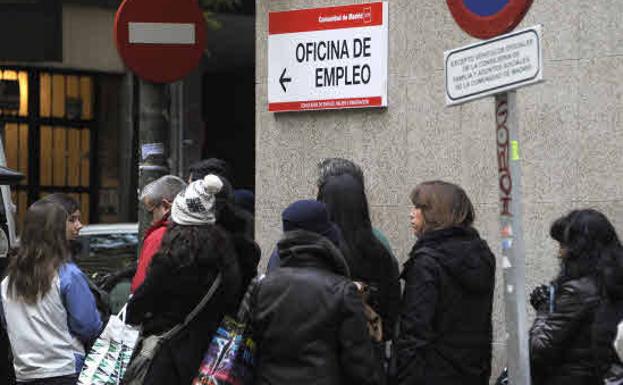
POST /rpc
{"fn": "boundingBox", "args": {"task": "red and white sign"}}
[114,0,206,83]
[446,0,533,39]
[268,2,388,112]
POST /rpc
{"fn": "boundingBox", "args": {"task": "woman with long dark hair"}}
[317,172,400,342]
[530,209,623,385]
[126,175,242,385]
[395,181,495,385]
[40,193,112,320]
[0,201,101,385]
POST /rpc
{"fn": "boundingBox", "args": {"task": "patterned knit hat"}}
[171,174,223,225]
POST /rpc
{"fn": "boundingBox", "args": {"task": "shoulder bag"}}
[121,274,222,385]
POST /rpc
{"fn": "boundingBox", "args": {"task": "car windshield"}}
[75,231,138,278]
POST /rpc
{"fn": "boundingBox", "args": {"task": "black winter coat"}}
[252,230,381,385]
[126,225,241,385]
[348,236,401,342]
[530,250,623,385]
[396,227,495,385]
[214,198,260,303]
[530,276,602,385]
[594,252,623,380]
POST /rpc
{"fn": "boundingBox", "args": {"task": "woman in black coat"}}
[395,181,496,385]
[126,175,242,385]
[252,200,381,385]
[317,173,401,346]
[529,209,623,385]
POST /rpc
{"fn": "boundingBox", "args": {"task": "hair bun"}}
[203,174,223,193]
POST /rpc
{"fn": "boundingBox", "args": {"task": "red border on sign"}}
[269,97,383,112]
[269,2,383,35]
[446,0,533,39]
[113,0,206,83]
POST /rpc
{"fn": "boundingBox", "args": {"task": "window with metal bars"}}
[0,67,97,231]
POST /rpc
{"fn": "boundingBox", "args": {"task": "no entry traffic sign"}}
[268,2,388,112]
[447,0,533,39]
[114,0,206,83]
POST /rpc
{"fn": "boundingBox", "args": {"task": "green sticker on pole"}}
[511,140,520,160]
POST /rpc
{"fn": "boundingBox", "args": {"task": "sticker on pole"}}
[268,2,388,112]
[444,25,543,106]
[447,0,533,39]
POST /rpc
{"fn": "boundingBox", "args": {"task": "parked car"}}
[74,223,139,313]
[75,223,138,277]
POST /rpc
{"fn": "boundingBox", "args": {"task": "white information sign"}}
[268,2,388,112]
[445,25,543,106]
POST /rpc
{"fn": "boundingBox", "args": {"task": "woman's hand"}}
[530,284,550,312]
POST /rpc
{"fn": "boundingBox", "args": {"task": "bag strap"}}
[117,304,128,323]
[184,273,222,326]
[161,273,222,340]
[236,274,265,323]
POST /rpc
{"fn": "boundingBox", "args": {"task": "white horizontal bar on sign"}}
[129,22,195,45]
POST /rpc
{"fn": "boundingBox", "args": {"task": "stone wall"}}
[255,0,623,379]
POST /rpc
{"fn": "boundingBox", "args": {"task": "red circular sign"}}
[446,0,533,39]
[114,0,206,83]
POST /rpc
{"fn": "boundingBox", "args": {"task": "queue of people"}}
[0,157,622,385]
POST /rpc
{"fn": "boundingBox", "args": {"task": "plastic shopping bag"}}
[192,276,263,385]
[78,306,140,385]
[192,316,256,385]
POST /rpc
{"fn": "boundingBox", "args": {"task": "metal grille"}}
[0,67,98,229]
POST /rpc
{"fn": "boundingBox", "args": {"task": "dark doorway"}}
[202,69,255,189]
[201,3,256,191]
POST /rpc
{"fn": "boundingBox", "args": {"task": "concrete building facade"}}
[255,0,623,377]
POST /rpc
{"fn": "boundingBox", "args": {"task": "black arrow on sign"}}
[279,68,292,92]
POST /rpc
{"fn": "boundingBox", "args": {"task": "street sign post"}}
[494,90,532,385]
[268,2,388,112]
[445,1,536,384]
[114,0,206,83]
[445,26,542,106]
[114,0,206,239]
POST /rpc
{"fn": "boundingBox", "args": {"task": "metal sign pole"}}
[137,80,169,241]
[495,91,531,385]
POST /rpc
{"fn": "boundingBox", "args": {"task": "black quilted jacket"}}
[530,276,602,385]
[395,226,496,385]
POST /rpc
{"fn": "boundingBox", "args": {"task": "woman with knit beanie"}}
[126,174,242,385]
